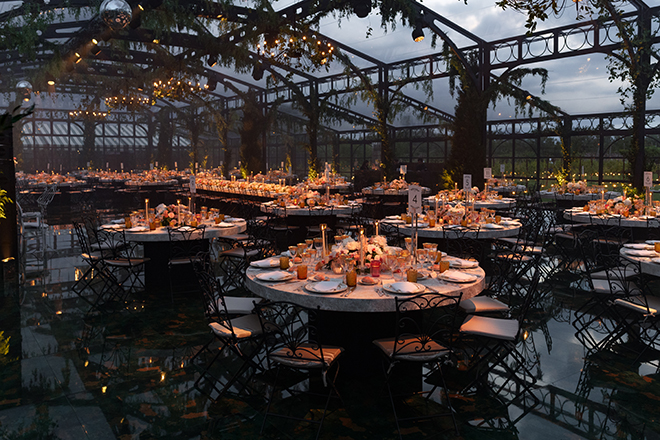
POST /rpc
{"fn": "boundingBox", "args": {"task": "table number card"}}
[463,174,472,190]
[500,164,505,174]
[484,168,492,179]
[644,171,653,188]
[190,175,196,194]
[408,185,422,213]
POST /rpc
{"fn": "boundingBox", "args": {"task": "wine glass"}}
[305,238,314,250]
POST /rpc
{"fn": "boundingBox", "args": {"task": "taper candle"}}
[145,199,149,224]
[320,223,327,257]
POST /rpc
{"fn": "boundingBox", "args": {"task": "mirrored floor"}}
[1,216,659,439]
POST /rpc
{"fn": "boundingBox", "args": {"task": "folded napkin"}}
[126,226,148,232]
[651,258,660,264]
[439,270,478,283]
[313,281,343,292]
[216,222,234,228]
[110,219,125,224]
[250,258,280,268]
[481,223,504,229]
[500,221,522,226]
[256,271,292,281]
[646,240,660,245]
[623,243,652,250]
[388,282,420,293]
[386,215,400,220]
[101,224,122,230]
[449,259,479,269]
[625,249,658,257]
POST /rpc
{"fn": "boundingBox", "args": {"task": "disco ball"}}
[16,80,32,97]
[100,0,132,30]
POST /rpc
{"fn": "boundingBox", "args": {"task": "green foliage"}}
[0,190,13,220]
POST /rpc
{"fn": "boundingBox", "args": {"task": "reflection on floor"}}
[1,218,659,439]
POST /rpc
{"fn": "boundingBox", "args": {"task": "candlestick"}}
[145,199,149,224]
[177,200,181,225]
[188,197,192,213]
[320,223,327,258]
[435,195,438,215]
[375,220,379,236]
[359,228,365,269]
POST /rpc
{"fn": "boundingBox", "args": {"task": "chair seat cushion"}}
[271,343,343,368]
[373,337,450,362]
[460,315,519,341]
[614,295,660,315]
[209,313,262,339]
[591,266,637,280]
[460,296,510,313]
[221,234,249,242]
[169,255,203,265]
[219,248,260,258]
[105,257,149,267]
[216,296,259,315]
[591,278,637,295]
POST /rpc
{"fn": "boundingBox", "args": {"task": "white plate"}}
[646,240,660,245]
[651,258,660,264]
[125,226,148,232]
[623,243,652,250]
[449,259,479,269]
[255,271,295,282]
[305,281,348,294]
[481,223,504,229]
[438,270,478,283]
[499,221,521,226]
[250,258,280,269]
[383,282,426,295]
[216,222,235,228]
[624,249,658,257]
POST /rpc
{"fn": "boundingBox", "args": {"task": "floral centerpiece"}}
[155,203,180,227]
[327,235,392,268]
[584,196,647,217]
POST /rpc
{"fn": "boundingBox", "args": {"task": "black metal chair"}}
[191,259,265,402]
[72,222,126,311]
[166,225,207,299]
[372,291,463,438]
[458,270,542,411]
[254,301,344,440]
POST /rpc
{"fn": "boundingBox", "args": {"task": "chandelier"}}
[255,32,336,70]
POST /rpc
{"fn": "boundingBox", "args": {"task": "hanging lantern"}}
[100,0,132,30]
[16,80,32,99]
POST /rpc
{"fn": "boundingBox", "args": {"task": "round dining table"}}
[246,258,485,376]
[619,244,660,277]
[423,197,516,211]
[102,218,247,288]
[379,218,521,239]
[563,208,660,228]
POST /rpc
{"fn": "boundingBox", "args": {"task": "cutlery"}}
[341,286,357,297]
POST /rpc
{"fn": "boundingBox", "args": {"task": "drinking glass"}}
[314,237,323,253]
[288,245,298,258]
[305,238,314,250]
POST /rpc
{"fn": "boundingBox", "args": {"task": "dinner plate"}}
[384,219,404,224]
[651,258,660,264]
[438,270,478,283]
[359,277,379,285]
[449,259,479,269]
[499,221,521,226]
[623,243,653,250]
[646,240,660,245]
[305,281,348,294]
[125,226,148,232]
[481,223,504,229]
[215,222,235,228]
[382,282,426,295]
[624,249,658,257]
[250,258,280,269]
[255,271,295,282]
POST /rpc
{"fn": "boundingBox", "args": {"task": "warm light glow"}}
[101,386,107,393]
[47,80,55,86]
[91,38,98,45]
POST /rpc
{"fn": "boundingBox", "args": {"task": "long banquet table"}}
[380,218,521,239]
